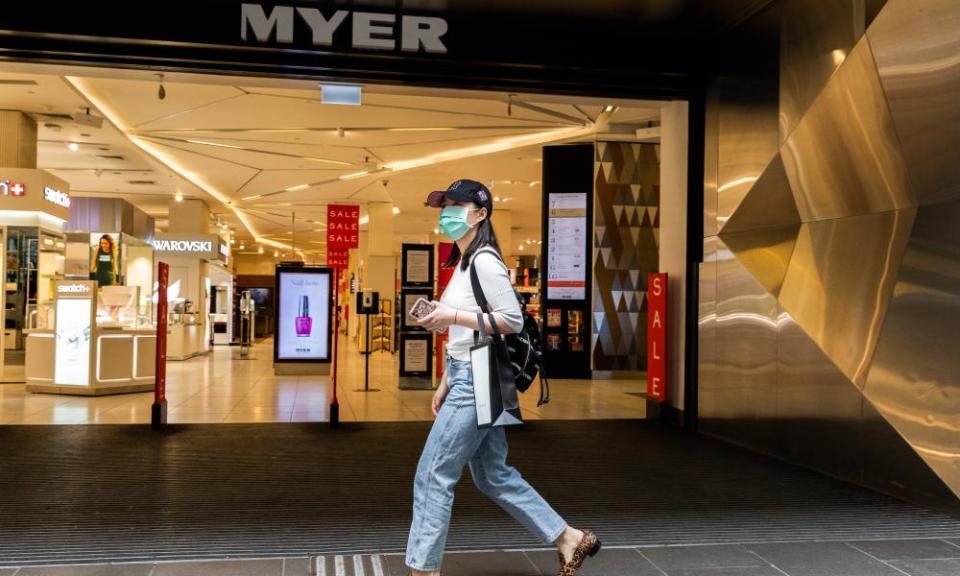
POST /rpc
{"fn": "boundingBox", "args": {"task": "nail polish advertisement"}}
[276,270,330,361]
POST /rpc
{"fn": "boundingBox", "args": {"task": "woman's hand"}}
[432,379,449,416]
[416,300,457,333]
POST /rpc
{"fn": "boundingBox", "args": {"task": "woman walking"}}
[406,179,600,576]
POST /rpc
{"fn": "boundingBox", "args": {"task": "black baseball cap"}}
[425,179,493,213]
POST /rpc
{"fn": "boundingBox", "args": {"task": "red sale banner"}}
[647,272,667,403]
[327,249,349,269]
[327,204,360,249]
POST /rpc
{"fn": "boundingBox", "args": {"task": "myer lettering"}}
[240,4,448,54]
[153,240,214,253]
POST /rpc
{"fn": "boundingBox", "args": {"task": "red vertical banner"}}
[152,261,169,428]
[647,272,667,403]
[327,249,350,268]
[327,204,360,249]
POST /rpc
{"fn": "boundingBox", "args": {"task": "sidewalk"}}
[4,540,960,576]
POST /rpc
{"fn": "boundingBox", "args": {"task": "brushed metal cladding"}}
[704,81,720,238]
[780,38,916,222]
[868,0,960,207]
[717,76,780,231]
[779,0,862,142]
[863,201,960,498]
[720,224,799,298]
[776,306,864,481]
[722,153,800,234]
[708,237,779,449]
[699,237,719,420]
[778,208,916,388]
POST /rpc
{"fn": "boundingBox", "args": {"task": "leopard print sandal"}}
[556,529,601,575]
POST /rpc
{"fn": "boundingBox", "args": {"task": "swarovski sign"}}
[240,3,448,54]
[152,240,213,253]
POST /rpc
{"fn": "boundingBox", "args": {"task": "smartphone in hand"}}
[409,297,435,320]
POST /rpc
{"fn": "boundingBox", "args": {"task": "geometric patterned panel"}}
[592,141,659,371]
[868,0,960,207]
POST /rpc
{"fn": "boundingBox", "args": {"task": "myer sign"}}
[240,3,448,53]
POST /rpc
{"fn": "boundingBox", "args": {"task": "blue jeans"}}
[405,357,567,571]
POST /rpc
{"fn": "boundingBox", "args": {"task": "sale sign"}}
[327,249,349,269]
[647,273,667,403]
[327,204,360,249]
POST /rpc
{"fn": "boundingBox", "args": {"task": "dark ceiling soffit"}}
[0,32,693,100]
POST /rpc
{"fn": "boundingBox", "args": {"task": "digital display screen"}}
[276,270,331,361]
[55,298,92,385]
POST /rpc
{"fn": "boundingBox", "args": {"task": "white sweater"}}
[440,249,523,361]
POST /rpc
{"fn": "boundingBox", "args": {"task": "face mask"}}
[438,206,475,240]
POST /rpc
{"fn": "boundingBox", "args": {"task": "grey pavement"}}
[5,539,960,576]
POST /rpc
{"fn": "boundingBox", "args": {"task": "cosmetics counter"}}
[25,282,156,395]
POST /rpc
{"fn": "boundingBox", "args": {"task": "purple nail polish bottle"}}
[295,295,312,337]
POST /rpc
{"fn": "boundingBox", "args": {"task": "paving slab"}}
[15,565,153,576]
[639,545,766,571]
[152,559,283,576]
[888,558,960,576]
[746,541,904,576]
[848,539,960,561]
[526,548,661,575]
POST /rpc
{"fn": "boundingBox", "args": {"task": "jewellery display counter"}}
[167,301,204,360]
[25,281,156,395]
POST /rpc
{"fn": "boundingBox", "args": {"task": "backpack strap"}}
[469,248,499,343]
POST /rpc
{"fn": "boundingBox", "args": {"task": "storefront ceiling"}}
[0,67,659,256]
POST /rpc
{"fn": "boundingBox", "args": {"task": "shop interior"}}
[0,63,686,424]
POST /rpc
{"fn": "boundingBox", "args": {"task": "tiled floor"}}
[7,541,960,576]
[0,336,646,424]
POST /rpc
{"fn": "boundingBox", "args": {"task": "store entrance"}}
[0,63,690,425]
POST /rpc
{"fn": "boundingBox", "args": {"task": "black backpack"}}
[469,249,550,406]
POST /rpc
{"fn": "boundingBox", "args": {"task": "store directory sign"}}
[547,192,588,300]
[54,281,96,386]
[274,268,331,362]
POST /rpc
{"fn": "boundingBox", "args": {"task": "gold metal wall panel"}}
[704,80,720,238]
[863,201,960,498]
[780,38,916,222]
[721,153,800,234]
[779,0,862,142]
[717,76,780,230]
[868,0,960,207]
[778,208,916,387]
[698,236,719,419]
[708,237,779,449]
[776,306,865,480]
[719,224,799,298]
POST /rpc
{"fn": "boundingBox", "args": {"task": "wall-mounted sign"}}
[219,242,230,259]
[152,239,213,253]
[43,186,71,208]
[647,272,667,403]
[0,180,25,196]
[0,169,70,222]
[241,4,449,54]
[327,204,360,249]
[151,234,224,261]
[546,192,587,300]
